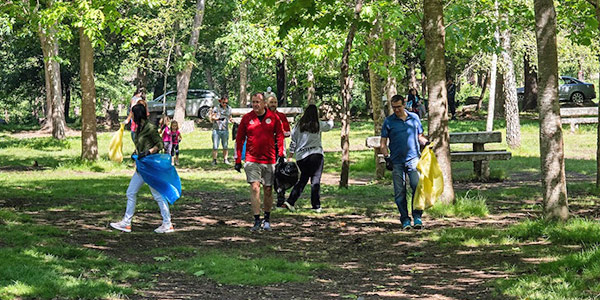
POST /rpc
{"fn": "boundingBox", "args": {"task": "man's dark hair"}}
[391,95,406,104]
[252,92,264,100]
[298,104,320,134]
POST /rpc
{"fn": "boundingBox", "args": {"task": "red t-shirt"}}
[274,111,291,137]
[235,109,284,164]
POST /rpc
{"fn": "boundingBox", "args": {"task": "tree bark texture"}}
[487,0,499,131]
[277,58,287,106]
[494,70,505,118]
[369,60,385,179]
[476,70,489,110]
[204,64,215,91]
[523,52,538,111]
[174,0,205,123]
[594,2,600,188]
[384,36,397,114]
[79,27,98,161]
[39,25,66,139]
[339,0,363,188]
[422,0,454,203]
[362,66,372,115]
[533,0,569,220]
[63,76,71,120]
[307,69,316,105]
[239,58,248,108]
[499,28,521,148]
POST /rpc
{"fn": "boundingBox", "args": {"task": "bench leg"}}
[474,160,490,180]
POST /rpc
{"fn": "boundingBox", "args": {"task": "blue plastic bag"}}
[133,154,181,204]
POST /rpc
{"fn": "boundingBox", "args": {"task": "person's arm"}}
[235,117,248,163]
[178,132,182,142]
[380,137,389,157]
[287,127,297,161]
[274,117,285,158]
[123,111,132,125]
[210,108,219,122]
[418,134,429,146]
[320,119,334,132]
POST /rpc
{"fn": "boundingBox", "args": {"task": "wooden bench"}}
[230,107,303,124]
[560,107,598,132]
[365,131,511,180]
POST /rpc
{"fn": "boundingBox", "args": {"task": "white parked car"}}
[147,89,220,122]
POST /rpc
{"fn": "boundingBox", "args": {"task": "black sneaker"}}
[250,219,261,232]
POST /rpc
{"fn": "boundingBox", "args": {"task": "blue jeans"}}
[212,130,229,150]
[122,172,171,226]
[392,157,422,223]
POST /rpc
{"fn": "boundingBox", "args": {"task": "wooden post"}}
[473,142,490,180]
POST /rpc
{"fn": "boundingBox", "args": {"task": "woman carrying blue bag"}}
[110,103,176,234]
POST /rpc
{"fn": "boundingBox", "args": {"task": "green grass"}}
[427,191,490,218]
[166,251,327,285]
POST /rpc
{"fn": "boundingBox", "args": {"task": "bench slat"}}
[559,107,598,117]
[561,117,598,125]
[449,131,502,143]
[450,151,512,162]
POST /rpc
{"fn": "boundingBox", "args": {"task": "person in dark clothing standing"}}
[447,78,457,120]
[283,105,334,213]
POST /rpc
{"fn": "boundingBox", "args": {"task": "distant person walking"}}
[234,93,285,231]
[159,115,171,154]
[123,88,148,141]
[381,95,429,230]
[447,78,457,120]
[283,105,334,213]
[266,96,291,207]
[169,120,182,166]
[110,103,174,234]
[210,97,233,165]
[408,88,426,119]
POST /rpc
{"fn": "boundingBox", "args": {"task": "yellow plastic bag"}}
[109,124,124,163]
[413,145,444,210]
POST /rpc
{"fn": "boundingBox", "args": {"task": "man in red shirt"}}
[235,93,285,231]
[266,96,292,207]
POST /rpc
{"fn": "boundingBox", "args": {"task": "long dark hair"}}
[132,103,147,135]
[298,104,320,133]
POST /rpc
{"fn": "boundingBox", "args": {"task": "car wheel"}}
[198,106,210,120]
[570,92,585,106]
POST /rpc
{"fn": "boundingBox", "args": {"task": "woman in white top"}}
[283,105,334,212]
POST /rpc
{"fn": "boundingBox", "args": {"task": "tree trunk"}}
[408,59,418,91]
[422,0,454,203]
[362,66,372,115]
[500,28,521,149]
[339,0,363,188]
[494,71,505,119]
[80,27,98,161]
[523,52,538,111]
[486,0,499,131]
[39,25,66,138]
[173,0,205,123]
[239,58,249,108]
[369,61,385,179]
[533,0,568,220]
[384,36,397,115]
[307,68,316,105]
[135,49,149,92]
[277,57,287,106]
[593,3,600,189]
[63,76,71,120]
[476,70,489,111]
[39,31,53,131]
[204,64,215,91]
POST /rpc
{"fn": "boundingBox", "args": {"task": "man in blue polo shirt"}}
[380,94,429,230]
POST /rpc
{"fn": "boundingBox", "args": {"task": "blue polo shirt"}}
[381,111,423,165]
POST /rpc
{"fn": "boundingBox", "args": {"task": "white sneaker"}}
[283,201,296,212]
[154,223,174,233]
[110,220,131,233]
[312,207,322,213]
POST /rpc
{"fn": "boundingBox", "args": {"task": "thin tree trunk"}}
[135,49,149,92]
[277,57,287,106]
[339,0,363,188]
[523,52,539,111]
[500,28,521,148]
[476,70,489,110]
[369,61,385,179]
[239,58,248,108]
[593,1,600,188]
[533,0,568,220]
[204,64,215,91]
[362,66,372,115]
[495,70,505,118]
[422,0,454,202]
[80,27,98,161]
[384,35,397,115]
[63,76,71,120]
[39,31,53,131]
[408,59,418,91]
[307,68,316,105]
[174,0,205,123]
[487,0,499,131]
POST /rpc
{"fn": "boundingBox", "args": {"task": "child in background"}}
[158,116,172,155]
[170,120,182,165]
